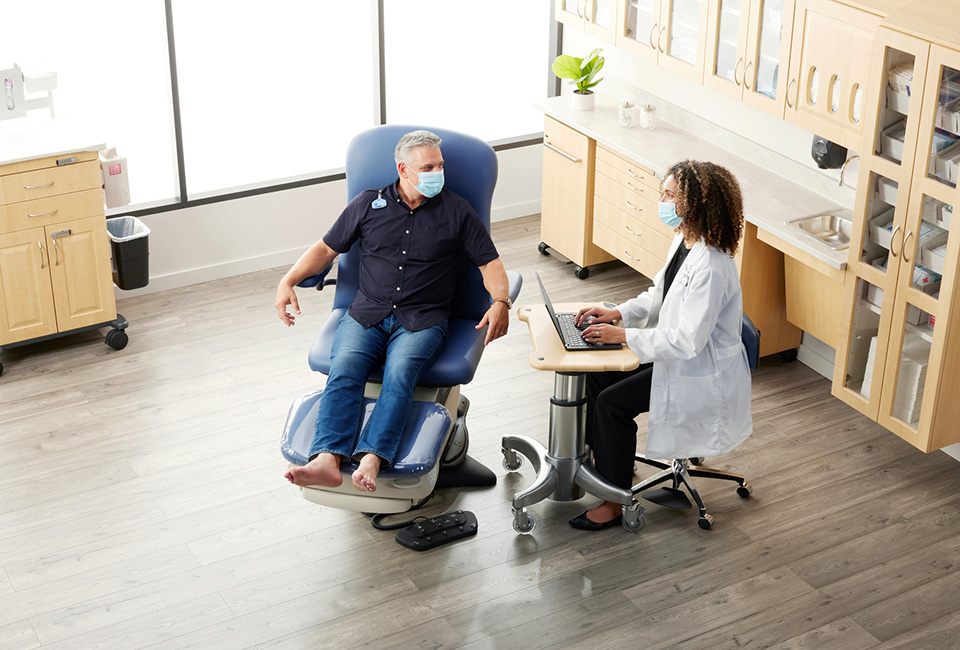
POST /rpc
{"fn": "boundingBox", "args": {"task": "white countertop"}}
[536,92,851,269]
[0,120,105,166]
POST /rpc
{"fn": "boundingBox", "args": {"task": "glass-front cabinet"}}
[834,27,960,451]
[704,0,795,118]
[616,0,710,82]
[557,0,618,43]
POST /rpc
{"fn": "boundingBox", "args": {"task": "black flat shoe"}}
[568,511,623,531]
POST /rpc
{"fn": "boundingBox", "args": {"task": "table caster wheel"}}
[538,242,550,256]
[512,509,536,535]
[105,329,128,351]
[689,457,704,466]
[737,483,753,498]
[622,503,646,532]
[698,514,714,530]
[574,265,589,280]
[502,450,523,472]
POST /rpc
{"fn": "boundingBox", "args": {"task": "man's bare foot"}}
[586,500,622,524]
[352,453,382,492]
[284,453,343,487]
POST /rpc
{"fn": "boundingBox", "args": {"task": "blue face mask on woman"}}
[412,169,444,198]
[658,201,682,228]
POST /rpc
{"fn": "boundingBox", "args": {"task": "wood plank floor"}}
[3,214,960,649]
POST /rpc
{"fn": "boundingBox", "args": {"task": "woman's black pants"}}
[585,362,654,490]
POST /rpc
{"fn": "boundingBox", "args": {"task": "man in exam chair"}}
[275,130,510,493]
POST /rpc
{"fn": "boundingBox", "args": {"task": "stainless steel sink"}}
[785,213,852,250]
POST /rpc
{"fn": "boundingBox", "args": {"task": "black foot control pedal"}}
[395,510,478,551]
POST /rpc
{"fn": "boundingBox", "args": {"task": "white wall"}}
[119,143,543,297]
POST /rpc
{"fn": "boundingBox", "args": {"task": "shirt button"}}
[402,251,406,254]
[396,287,400,291]
[405,230,410,234]
[393,304,397,308]
[399,266,403,270]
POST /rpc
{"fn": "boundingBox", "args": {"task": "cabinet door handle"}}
[626,181,644,192]
[625,200,644,211]
[744,61,754,90]
[624,225,641,237]
[543,141,581,163]
[38,241,46,269]
[650,23,659,49]
[902,230,914,262]
[624,250,643,261]
[577,0,585,18]
[786,79,796,108]
[734,58,744,86]
[28,209,58,218]
[24,180,55,190]
[659,27,667,53]
[890,224,902,258]
[52,237,60,266]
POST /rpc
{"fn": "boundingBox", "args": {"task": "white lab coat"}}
[616,234,752,459]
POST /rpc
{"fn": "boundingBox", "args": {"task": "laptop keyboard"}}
[557,313,592,348]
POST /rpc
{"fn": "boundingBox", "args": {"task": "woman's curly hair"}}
[664,160,744,256]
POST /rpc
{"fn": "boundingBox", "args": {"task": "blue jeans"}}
[309,313,448,466]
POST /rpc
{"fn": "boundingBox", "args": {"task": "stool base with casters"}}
[631,456,753,529]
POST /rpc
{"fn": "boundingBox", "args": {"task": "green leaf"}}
[552,55,584,80]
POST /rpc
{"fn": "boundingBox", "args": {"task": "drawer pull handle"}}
[28,209,58,218]
[38,241,46,269]
[626,182,644,192]
[543,142,581,163]
[627,168,645,179]
[24,181,55,190]
[625,200,644,211]
[624,226,641,237]
[624,250,643,261]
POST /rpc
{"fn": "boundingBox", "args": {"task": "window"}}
[1,0,178,207]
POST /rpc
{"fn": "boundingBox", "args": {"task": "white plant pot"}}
[570,90,595,111]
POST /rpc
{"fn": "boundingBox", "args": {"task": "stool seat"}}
[280,389,452,478]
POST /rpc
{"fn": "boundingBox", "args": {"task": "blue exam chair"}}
[280,125,522,514]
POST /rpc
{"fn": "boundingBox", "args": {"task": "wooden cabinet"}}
[592,144,671,279]
[615,0,711,82]
[0,151,116,348]
[540,116,615,277]
[557,0,619,43]
[833,24,960,451]
[784,0,881,150]
[704,0,797,118]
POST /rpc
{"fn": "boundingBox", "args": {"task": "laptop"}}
[536,272,622,351]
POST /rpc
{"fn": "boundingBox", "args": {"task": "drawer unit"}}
[596,145,662,192]
[0,160,101,204]
[594,219,666,280]
[0,148,116,349]
[595,196,674,261]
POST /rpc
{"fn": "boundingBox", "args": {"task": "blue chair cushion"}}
[308,309,487,387]
[280,389,453,478]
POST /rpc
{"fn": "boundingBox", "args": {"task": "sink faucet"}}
[839,155,860,187]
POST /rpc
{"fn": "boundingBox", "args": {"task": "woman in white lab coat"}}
[569,160,752,531]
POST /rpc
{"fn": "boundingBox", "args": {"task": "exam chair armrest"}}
[507,270,523,303]
[296,264,336,291]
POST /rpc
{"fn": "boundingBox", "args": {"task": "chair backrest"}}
[742,313,760,371]
[334,125,499,322]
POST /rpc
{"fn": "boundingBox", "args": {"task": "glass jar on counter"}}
[639,104,657,130]
[618,102,636,128]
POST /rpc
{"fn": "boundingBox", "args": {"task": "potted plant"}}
[552,48,605,110]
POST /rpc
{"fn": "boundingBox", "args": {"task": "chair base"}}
[632,456,752,528]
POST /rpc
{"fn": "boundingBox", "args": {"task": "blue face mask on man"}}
[658,201,682,228]
[412,169,444,198]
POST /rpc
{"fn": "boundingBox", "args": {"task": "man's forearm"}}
[282,239,338,288]
[479,257,509,302]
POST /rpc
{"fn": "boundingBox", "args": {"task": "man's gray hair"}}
[395,130,442,165]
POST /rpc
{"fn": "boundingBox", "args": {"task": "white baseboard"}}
[492,201,540,223]
[796,332,836,380]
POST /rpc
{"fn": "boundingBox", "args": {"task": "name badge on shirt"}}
[371,191,387,209]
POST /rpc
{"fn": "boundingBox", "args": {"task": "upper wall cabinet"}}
[616,0,711,83]
[557,0,619,43]
[704,0,797,119]
[784,0,881,151]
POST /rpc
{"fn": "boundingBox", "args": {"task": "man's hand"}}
[275,283,300,326]
[477,301,509,345]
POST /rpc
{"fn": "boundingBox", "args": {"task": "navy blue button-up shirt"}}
[323,181,500,331]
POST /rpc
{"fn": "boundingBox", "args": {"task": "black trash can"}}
[106,216,150,290]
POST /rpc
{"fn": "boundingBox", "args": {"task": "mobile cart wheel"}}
[104,328,128,351]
